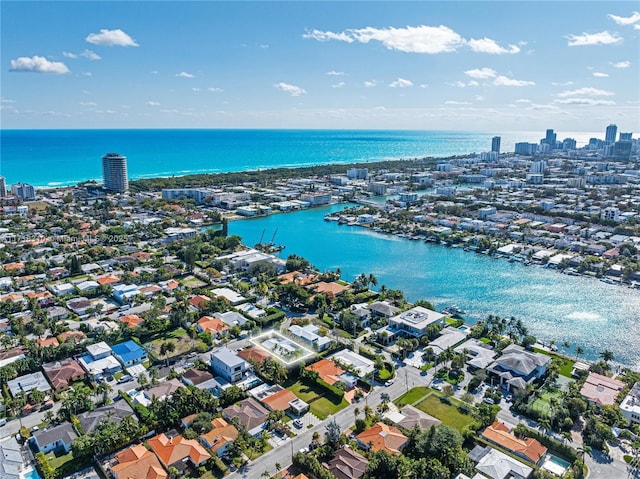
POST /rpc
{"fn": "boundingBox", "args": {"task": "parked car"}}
[293,419,303,429]
[385,379,395,387]
[483,397,495,405]
[118,375,133,384]
[40,400,54,411]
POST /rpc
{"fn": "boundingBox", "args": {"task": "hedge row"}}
[515,424,577,462]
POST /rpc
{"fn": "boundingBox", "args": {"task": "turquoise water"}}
[22,469,42,479]
[0,129,571,187]
[230,204,640,369]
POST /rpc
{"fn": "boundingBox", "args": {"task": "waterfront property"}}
[377,306,445,343]
[620,382,640,426]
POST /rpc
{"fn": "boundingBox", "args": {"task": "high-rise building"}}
[0,177,6,197]
[605,124,617,143]
[11,182,35,200]
[491,136,501,154]
[619,132,633,141]
[102,153,129,193]
[544,129,557,148]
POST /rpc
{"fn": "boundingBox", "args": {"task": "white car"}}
[385,380,395,387]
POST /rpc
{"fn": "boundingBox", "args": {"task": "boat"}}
[442,305,466,317]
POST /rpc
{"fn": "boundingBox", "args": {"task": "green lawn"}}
[243,442,273,460]
[45,451,74,471]
[146,327,204,360]
[533,348,576,378]
[288,380,349,420]
[180,275,208,288]
[530,389,563,418]
[394,387,431,407]
[415,394,477,432]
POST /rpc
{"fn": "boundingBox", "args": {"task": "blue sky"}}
[1,1,639,132]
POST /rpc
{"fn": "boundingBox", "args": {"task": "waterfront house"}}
[325,445,369,479]
[355,422,408,455]
[148,433,211,472]
[378,306,445,343]
[367,300,400,318]
[42,358,86,391]
[222,398,269,436]
[487,344,551,390]
[620,382,640,426]
[454,338,497,369]
[110,444,168,479]
[580,372,625,407]
[198,418,239,456]
[481,421,547,464]
[211,347,250,382]
[31,422,77,454]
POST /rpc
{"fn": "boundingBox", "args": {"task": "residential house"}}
[50,283,75,297]
[7,371,51,397]
[380,306,445,342]
[580,372,625,407]
[78,400,137,435]
[78,341,122,379]
[218,311,248,328]
[481,422,547,464]
[355,422,408,455]
[392,405,441,431]
[454,338,497,369]
[42,358,86,391]
[46,306,69,322]
[250,384,309,416]
[120,314,145,329]
[31,422,77,454]
[210,347,250,382]
[289,324,331,351]
[305,359,358,389]
[188,294,211,311]
[222,398,269,436]
[237,346,271,365]
[211,287,246,305]
[112,340,148,368]
[110,444,168,479]
[368,301,400,319]
[130,378,183,407]
[487,344,551,390]
[325,445,369,479]
[181,368,223,394]
[147,433,211,473]
[196,316,229,338]
[620,382,640,426]
[468,445,533,479]
[199,418,239,456]
[330,350,375,378]
[37,337,60,348]
[0,436,24,479]
[113,284,141,304]
[66,297,92,315]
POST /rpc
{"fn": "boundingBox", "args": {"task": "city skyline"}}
[1,1,639,131]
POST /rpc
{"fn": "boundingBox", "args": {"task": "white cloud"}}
[557,87,614,97]
[555,98,616,105]
[0,97,16,103]
[592,72,609,77]
[611,60,631,68]
[332,82,346,88]
[636,24,640,30]
[192,87,201,91]
[9,56,69,74]
[515,98,532,103]
[420,84,429,89]
[80,101,97,106]
[81,72,92,77]
[80,49,101,60]
[274,82,306,96]
[326,70,345,76]
[147,101,160,106]
[445,100,471,105]
[63,51,78,59]
[464,67,496,79]
[364,80,376,87]
[259,44,269,49]
[208,87,223,92]
[303,29,355,43]
[468,38,520,54]
[607,11,640,25]
[150,70,159,75]
[551,81,574,86]
[389,78,413,88]
[86,28,139,47]
[467,80,479,87]
[176,71,194,78]
[566,31,622,46]
[494,75,534,86]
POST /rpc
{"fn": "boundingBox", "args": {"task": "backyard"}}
[415,393,478,432]
[287,380,349,420]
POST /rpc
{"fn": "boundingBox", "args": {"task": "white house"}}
[211,347,250,383]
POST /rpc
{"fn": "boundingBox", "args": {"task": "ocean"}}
[0,129,598,187]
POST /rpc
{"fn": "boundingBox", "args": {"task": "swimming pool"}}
[22,467,42,479]
[541,454,571,475]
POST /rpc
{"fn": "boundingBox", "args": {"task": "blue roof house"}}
[112,340,148,367]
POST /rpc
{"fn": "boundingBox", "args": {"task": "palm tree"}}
[354,406,360,419]
[599,349,614,364]
[538,417,552,436]
[577,445,592,462]
[575,346,584,361]
[159,340,176,366]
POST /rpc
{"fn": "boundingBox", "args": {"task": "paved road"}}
[227,363,429,479]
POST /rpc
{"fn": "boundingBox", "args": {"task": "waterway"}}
[229,204,640,369]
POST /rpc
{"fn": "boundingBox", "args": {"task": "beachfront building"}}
[580,372,625,407]
[487,344,551,391]
[102,152,128,193]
